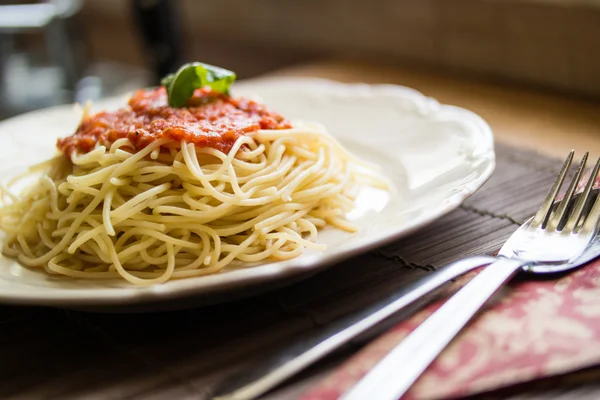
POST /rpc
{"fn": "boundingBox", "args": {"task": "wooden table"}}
[267,60,600,160]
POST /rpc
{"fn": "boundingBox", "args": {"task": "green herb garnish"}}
[161,62,237,108]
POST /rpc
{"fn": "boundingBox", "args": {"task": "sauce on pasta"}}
[1,62,391,286]
[57,87,292,157]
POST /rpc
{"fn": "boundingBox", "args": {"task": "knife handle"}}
[211,255,496,400]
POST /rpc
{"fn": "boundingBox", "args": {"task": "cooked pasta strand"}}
[0,128,389,286]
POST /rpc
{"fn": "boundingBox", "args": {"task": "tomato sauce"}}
[57,87,292,157]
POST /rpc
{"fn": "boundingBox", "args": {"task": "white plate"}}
[0,78,495,312]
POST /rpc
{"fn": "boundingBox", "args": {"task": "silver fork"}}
[342,151,600,400]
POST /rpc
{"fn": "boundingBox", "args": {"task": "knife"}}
[211,255,496,400]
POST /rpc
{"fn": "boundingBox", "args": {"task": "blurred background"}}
[1,0,599,118]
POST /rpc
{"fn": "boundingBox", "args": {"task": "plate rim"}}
[0,77,496,307]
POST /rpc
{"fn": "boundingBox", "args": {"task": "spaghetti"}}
[0,87,388,286]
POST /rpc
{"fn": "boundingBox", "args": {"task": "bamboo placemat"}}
[1,143,597,399]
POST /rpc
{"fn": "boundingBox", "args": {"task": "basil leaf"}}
[162,62,237,108]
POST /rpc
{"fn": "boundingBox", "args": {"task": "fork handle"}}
[342,257,526,400]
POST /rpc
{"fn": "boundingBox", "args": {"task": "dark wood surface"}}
[1,144,598,399]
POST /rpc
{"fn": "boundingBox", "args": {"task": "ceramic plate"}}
[0,77,495,311]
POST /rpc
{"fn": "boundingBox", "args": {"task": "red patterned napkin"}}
[301,181,600,399]
[300,260,600,399]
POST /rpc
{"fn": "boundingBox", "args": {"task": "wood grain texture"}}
[1,144,597,399]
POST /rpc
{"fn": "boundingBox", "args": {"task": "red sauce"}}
[56,87,292,157]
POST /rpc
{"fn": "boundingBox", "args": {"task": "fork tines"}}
[531,151,600,233]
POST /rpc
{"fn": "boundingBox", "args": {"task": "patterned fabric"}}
[300,260,600,400]
[301,178,600,400]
